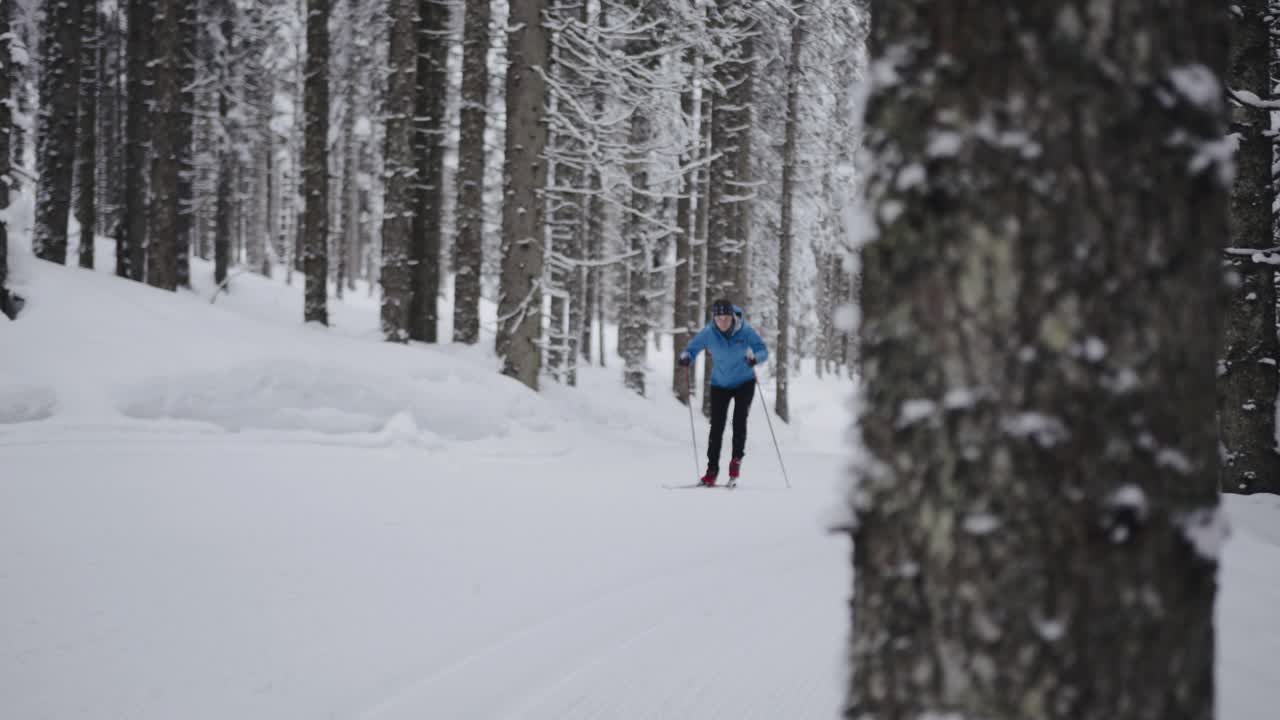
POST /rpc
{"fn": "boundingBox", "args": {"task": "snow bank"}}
[1,233,856,459]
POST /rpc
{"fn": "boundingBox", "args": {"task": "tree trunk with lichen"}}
[33,0,81,265]
[851,3,1226,719]
[409,0,447,343]
[1219,0,1279,495]
[0,0,11,319]
[380,0,415,340]
[495,0,549,389]
[303,0,329,325]
[452,0,489,345]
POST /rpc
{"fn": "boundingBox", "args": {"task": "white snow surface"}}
[3,235,1279,719]
[1,239,851,719]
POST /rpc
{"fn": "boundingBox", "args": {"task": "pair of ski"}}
[663,478,738,490]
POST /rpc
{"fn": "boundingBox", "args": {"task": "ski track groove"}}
[357,529,829,719]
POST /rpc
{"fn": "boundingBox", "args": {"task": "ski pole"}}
[753,368,791,489]
[686,366,701,482]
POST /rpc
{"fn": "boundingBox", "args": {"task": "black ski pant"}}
[707,379,755,474]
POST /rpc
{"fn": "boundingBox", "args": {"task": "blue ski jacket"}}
[682,305,769,389]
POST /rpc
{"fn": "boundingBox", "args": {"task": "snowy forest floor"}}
[2,236,1279,719]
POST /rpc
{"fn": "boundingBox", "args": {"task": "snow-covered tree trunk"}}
[12,20,30,194]
[409,0,448,343]
[75,0,97,269]
[544,0,591,386]
[123,0,150,280]
[774,0,805,424]
[100,6,123,257]
[851,2,1227,718]
[704,1,748,309]
[214,0,233,289]
[495,0,549,389]
[672,49,696,404]
[33,0,81,265]
[0,0,11,318]
[697,83,712,415]
[175,0,195,288]
[583,128,605,367]
[381,0,417,341]
[452,0,489,344]
[579,2,607,367]
[1219,0,1279,494]
[145,0,181,290]
[620,13,654,398]
[338,66,356,299]
[303,0,329,324]
[730,30,755,307]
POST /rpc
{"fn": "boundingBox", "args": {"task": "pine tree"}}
[704,1,751,307]
[0,0,11,319]
[672,46,698,404]
[1219,0,1279,494]
[145,0,182,290]
[380,0,417,341]
[75,0,98,269]
[303,0,330,324]
[174,0,195,287]
[409,0,448,342]
[619,4,655,397]
[213,0,234,290]
[102,5,125,270]
[773,0,806,423]
[851,2,1226,717]
[123,0,151,280]
[496,0,550,388]
[452,0,490,344]
[33,0,82,264]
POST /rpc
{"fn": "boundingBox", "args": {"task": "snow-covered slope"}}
[2,237,1277,719]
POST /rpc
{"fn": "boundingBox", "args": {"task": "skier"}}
[678,299,769,486]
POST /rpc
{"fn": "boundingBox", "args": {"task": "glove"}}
[746,350,757,367]
[678,352,692,367]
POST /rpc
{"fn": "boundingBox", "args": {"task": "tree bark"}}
[145,0,181,290]
[380,0,416,341]
[0,0,11,317]
[33,0,82,264]
[452,0,489,344]
[1219,0,1279,494]
[409,0,448,342]
[11,21,30,193]
[621,78,651,395]
[731,30,755,307]
[175,0,195,287]
[697,82,713,416]
[673,49,696,403]
[214,0,233,289]
[101,5,123,265]
[76,0,98,269]
[580,2,608,366]
[774,0,806,423]
[123,0,150,279]
[338,71,356,299]
[705,1,750,308]
[496,0,549,389]
[851,3,1226,719]
[303,0,330,324]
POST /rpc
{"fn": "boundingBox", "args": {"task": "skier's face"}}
[714,314,733,332]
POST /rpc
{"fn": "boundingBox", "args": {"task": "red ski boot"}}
[700,468,718,487]
[728,457,743,484]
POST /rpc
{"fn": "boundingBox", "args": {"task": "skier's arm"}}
[683,325,712,361]
[746,326,769,365]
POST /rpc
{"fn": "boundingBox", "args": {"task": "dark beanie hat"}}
[711,299,734,316]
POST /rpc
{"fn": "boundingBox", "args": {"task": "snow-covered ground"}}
[2,234,1278,719]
